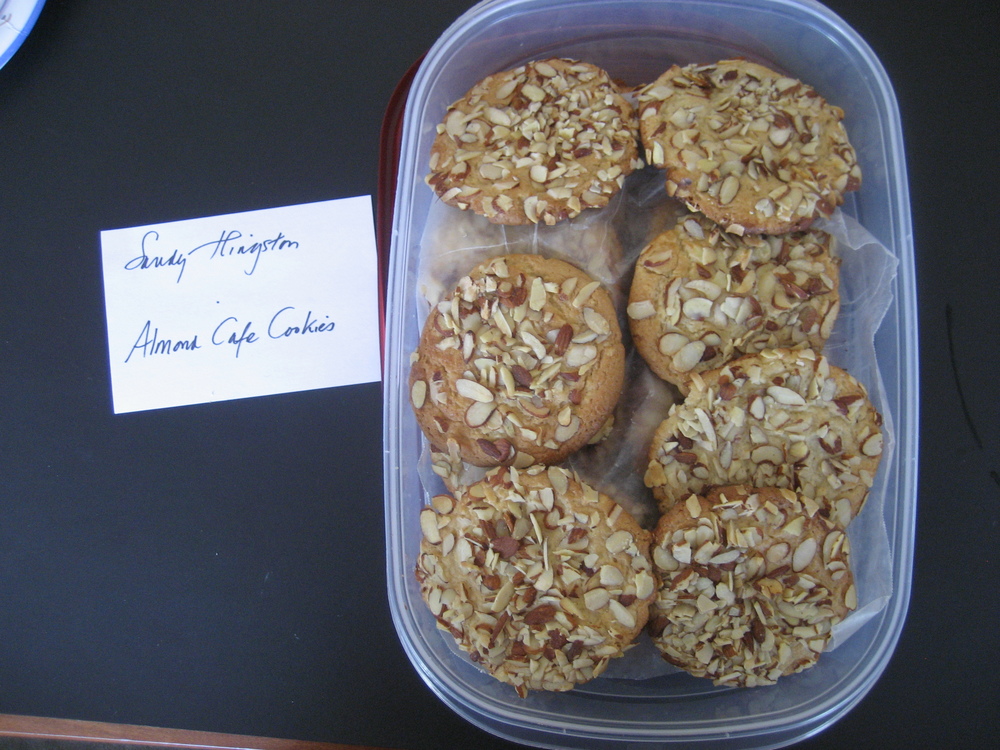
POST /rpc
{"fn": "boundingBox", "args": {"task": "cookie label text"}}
[101,196,381,413]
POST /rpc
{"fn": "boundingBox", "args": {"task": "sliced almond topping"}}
[547,466,570,495]
[521,83,547,102]
[709,549,741,565]
[658,332,689,355]
[627,299,656,320]
[554,415,581,443]
[780,515,806,537]
[605,530,633,554]
[430,494,454,514]
[465,401,496,428]
[484,106,512,127]
[583,307,610,335]
[767,385,806,406]
[456,378,495,403]
[584,587,610,611]
[533,60,558,77]
[635,570,655,600]
[491,580,515,612]
[653,545,679,571]
[682,297,713,320]
[861,433,883,457]
[769,127,793,147]
[419,508,441,544]
[521,331,547,360]
[608,599,636,628]
[599,565,625,587]
[844,583,858,610]
[685,279,723,299]
[529,164,549,183]
[565,344,597,367]
[750,444,784,464]
[719,175,740,205]
[685,494,702,518]
[528,276,547,311]
[534,567,554,593]
[791,537,818,572]
[573,280,601,308]
[672,340,706,373]
[766,542,790,564]
[410,379,427,409]
[822,530,844,562]
[789,441,809,460]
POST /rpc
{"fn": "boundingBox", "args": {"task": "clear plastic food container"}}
[382,1,917,747]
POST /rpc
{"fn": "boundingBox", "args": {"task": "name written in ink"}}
[124,306,336,362]
[123,229,300,283]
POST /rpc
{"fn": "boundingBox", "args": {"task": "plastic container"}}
[382,1,917,747]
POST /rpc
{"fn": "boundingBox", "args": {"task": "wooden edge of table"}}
[0,714,399,750]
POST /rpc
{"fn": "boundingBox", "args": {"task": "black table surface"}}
[0,1,995,749]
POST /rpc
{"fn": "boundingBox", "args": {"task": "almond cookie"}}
[409,254,625,467]
[648,485,856,687]
[644,348,883,526]
[637,59,861,235]
[415,464,655,697]
[627,214,840,392]
[426,58,643,226]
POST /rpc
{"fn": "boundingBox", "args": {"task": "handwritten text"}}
[125,306,336,362]
[123,229,300,283]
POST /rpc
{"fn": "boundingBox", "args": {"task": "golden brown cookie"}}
[416,464,655,697]
[426,58,642,225]
[648,485,856,687]
[627,214,840,391]
[637,59,861,235]
[409,254,625,467]
[644,348,883,526]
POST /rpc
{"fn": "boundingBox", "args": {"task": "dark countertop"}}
[0,1,995,749]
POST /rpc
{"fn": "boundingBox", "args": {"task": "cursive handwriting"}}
[267,306,336,338]
[125,320,201,363]
[125,306,335,363]
[212,316,259,359]
[123,229,300,283]
[124,231,189,283]
[188,229,299,277]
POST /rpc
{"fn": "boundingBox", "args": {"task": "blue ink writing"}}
[124,231,188,283]
[212,316,259,358]
[123,229,300,284]
[267,306,336,338]
[189,230,300,277]
[125,320,201,362]
[123,306,336,365]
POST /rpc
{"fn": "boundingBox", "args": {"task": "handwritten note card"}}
[101,196,382,414]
